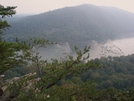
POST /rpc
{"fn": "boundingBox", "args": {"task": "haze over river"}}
[39,37,134,61]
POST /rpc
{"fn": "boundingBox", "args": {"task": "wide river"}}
[39,37,134,61]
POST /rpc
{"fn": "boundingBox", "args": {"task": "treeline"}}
[83,54,134,90]
[4,54,134,90]
[3,53,134,100]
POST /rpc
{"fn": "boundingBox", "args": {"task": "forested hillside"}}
[83,54,134,90]
[3,4,134,44]
[5,54,134,90]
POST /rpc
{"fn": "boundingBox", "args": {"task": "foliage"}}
[0,39,31,75]
[4,65,32,79]
[0,5,16,35]
[1,4,134,101]
[3,39,101,101]
[0,9,101,100]
[0,5,26,75]
[82,55,134,90]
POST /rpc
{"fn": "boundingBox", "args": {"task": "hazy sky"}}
[1,0,134,14]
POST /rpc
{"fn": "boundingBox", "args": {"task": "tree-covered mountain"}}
[3,4,134,43]
[2,14,32,23]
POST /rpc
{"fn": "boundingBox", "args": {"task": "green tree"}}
[6,44,100,101]
[0,5,16,35]
[0,5,30,75]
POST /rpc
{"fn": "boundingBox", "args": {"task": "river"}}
[39,37,134,61]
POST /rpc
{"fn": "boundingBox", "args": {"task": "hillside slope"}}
[4,4,134,43]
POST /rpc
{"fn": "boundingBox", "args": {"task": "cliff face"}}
[0,73,39,101]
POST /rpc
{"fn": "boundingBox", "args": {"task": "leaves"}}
[0,5,16,35]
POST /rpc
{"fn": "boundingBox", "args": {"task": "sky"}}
[1,0,134,14]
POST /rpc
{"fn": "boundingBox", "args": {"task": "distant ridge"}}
[4,4,134,43]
